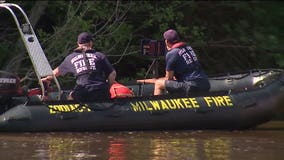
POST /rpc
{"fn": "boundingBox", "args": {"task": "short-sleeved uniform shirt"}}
[165,44,210,93]
[58,49,114,100]
[166,45,207,81]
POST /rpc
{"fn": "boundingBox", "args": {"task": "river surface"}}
[0,121,283,160]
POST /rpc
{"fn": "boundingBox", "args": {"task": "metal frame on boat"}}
[0,3,61,100]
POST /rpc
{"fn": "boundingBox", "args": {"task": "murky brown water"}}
[0,121,283,160]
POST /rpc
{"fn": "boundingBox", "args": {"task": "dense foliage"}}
[0,1,283,87]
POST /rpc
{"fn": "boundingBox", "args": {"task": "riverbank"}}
[256,120,284,130]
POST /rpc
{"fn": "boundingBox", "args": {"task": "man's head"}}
[163,29,180,44]
[77,32,93,44]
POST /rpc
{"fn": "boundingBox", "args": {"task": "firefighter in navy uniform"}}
[42,32,116,101]
[154,29,210,95]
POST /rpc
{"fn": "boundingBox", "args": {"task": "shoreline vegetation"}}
[256,120,284,130]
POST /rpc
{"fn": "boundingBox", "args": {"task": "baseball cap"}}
[163,29,180,43]
[77,32,93,44]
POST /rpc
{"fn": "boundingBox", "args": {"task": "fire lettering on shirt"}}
[74,60,86,69]
[178,46,198,65]
[71,54,83,64]
[70,53,98,74]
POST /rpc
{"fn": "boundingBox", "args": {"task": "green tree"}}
[1,1,283,87]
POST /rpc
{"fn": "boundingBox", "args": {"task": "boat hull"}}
[0,70,283,132]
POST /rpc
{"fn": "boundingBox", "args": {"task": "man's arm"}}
[165,70,174,80]
[41,67,60,82]
[108,70,117,86]
[136,70,175,84]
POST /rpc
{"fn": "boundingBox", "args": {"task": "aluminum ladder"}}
[0,3,61,100]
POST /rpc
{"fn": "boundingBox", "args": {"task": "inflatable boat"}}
[0,3,283,132]
[0,68,284,132]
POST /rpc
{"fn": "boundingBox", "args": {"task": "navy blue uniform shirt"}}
[166,44,208,81]
[58,49,114,90]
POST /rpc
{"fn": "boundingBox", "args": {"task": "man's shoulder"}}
[93,51,106,58]
[65,52,80,59]
[166,48,180,56]
[92,51,104,55]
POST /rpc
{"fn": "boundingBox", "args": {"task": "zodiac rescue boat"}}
[0,3,283,132]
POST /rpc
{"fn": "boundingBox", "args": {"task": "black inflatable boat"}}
[0,69,283,132]
[0,3,283,132]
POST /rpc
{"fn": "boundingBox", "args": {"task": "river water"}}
[0,121,283,160]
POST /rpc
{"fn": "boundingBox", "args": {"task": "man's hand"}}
[41,76,52,82]
[41,76,53,87]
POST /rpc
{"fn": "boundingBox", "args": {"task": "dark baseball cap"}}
[77,32,93,44]
[163,29,180,43]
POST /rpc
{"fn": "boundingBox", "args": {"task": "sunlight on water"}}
[0,121,283,160]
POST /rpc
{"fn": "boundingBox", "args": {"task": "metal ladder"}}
[0,3,61,100]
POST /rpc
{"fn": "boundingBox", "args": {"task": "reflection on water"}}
[0,121,283,160]
[204,138,231,160]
